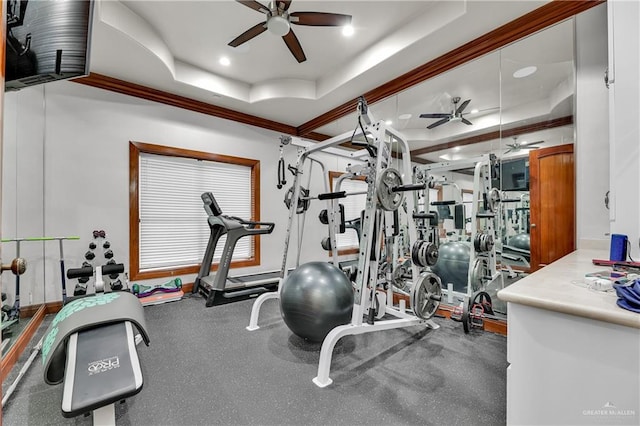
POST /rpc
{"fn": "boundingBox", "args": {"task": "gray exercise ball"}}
[508,233,531,252]
[431,241,470,293]
[280,262,354,342]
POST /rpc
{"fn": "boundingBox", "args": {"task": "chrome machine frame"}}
[247,98,441,387]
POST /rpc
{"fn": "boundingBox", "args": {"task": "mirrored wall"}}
[1,85,47,358]
[313,18,576,318]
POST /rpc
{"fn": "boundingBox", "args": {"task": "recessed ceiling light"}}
[342,25,354,37]
[453,146,461,152]
[219,57,231,66]
[513,65,537,78]
[385,120,393,125]
[398,113,412,120]
[470,109,479,114]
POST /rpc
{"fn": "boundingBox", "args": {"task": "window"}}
[129,142,260,280]
[328,171,368,254]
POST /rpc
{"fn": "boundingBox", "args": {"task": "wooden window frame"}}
[129,141,261,281]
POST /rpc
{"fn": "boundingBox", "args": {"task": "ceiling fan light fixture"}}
[267,15,291,36]
[513,65,537,78]
[219,56,231,66]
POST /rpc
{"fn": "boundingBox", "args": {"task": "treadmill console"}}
[202,192,223,217]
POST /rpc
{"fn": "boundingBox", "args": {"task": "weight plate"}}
[474,233,494,252]
[471,290,494,316]
[488,188,501,213]
[376,168,404,211]
[470,257,486,292]
[392,260,412,291]
[284,186,310,214]
[411,241,439,267]
[410,272,442,320]
[425,242,439,266]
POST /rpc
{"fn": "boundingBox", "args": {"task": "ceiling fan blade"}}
[236,0,269,13]
[277,1,292,11]
[419,113,450,118]
[427,117,451,129]
[283,30,307,63]
[461,117,473,125]
[456,99,471,115]
[504,148,514,154]
[228,22,268,47]
[290,12,352,26]
[524,140,544,146]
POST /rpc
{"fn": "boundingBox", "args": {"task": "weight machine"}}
[414,154,503,332]
[247,98,443,387]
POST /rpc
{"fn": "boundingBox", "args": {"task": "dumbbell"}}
[111,279,123,291]
[106,259,119,279]
[103,241,111,249]
[104,249,114,259]
[84,251,95,260]
[89,242,97,250]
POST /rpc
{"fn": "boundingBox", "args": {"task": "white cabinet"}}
[607,0,640,259]
[506,302,639,425]
[499,250,640,425]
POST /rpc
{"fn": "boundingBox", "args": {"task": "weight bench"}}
[42,292,150,425]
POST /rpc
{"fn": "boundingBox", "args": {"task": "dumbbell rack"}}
[247,97,442,388]
[75,230,123,296]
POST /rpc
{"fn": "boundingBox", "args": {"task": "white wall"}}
[575,4,610,249]
[3,81,355,304]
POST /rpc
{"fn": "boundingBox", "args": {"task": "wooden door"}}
[529,144,575,271]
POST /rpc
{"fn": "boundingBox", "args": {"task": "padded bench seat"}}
[62,321,143,419]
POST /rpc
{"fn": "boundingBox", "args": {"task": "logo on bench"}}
[88,356,120,375]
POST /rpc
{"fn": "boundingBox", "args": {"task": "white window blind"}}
[335,178,368,249]
[139,153,253,271]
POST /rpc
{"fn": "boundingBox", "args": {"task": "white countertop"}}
[498,249,640,329]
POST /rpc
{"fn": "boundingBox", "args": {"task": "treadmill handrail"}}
[225,216,275,235]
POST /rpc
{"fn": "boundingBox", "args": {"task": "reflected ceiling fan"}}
[228,0,352,63]
[504,137,544,154]
[420,96,473,129]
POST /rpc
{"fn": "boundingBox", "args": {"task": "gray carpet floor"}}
[2,294,507,426]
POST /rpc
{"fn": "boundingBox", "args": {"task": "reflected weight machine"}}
[414,154,503,332]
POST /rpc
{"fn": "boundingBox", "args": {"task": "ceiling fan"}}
[420,96,473,129]
[504,137,544,154]
[228,0,352,63]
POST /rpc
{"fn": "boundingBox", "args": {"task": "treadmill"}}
[193,192,277,307]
